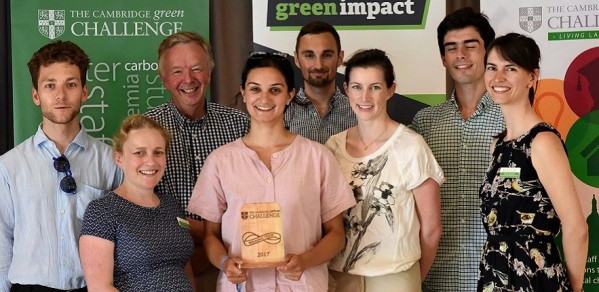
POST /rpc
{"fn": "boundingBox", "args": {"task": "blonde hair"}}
[113,115,171,154]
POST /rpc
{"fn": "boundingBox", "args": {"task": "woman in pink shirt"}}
[187,52,355,292]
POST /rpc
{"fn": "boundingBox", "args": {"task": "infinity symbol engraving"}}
[242,232,282,246]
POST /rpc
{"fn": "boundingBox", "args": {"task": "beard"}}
[40,106,80,125]
[305,70,335,87]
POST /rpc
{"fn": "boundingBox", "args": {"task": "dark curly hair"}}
[27,40,89,90]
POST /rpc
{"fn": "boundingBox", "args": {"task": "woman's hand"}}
[204,221,248,285]
[222,256,247,285]
[275,213,346,281]
[277,254,306,281]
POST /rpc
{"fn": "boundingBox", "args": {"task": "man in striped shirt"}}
[411,7,505,291]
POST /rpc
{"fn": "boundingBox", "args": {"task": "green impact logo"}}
[267,0,430,30]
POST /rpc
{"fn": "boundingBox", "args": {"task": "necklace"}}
[357,119,390,150]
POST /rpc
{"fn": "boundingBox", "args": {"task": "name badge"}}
[499,167,521,178]
[177,217,190,230]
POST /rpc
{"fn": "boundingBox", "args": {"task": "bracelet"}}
[220,255,230,271]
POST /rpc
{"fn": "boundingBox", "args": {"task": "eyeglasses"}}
[53,155,77,194]
[248,51,288,60]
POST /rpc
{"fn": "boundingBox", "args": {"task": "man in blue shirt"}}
[0,41,122,292]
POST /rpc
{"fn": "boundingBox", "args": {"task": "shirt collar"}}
[33,124,90,152]
[296,86,344,109]
[449,90,495,114]
[169,101,207,126]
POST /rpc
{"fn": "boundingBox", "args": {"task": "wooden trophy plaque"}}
[239,202,286,269]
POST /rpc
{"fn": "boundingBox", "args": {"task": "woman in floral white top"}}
[326,49,445,292]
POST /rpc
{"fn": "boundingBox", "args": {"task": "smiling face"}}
[484,48,538,106]
[441,26,487,86]
[115,127,167,193]
[294,32,344,88]
[159,42,212,120]
[345,66,395,122]
[32,62,88,127]
[240,67,294,125]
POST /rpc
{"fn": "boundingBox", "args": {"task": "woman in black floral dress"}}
[478,33,587,292]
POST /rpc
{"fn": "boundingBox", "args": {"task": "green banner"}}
[10,1,209,145]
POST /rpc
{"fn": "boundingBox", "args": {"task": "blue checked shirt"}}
[0,126,122,292]
[145,101,249,220]
[411,92,505,292]
[284,87,356,144]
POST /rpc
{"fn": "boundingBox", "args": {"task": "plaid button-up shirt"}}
[284,87,356,144]
[145,101,249,220]
[411,92,505,292]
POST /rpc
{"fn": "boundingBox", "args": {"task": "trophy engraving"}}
[239,202,286,268]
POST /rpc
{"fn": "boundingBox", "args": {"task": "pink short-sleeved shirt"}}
[187,135,355,292]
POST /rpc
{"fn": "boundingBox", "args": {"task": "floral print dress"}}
[478,123,572,291]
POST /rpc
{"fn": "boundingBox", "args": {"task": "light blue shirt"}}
[0,126,122,292]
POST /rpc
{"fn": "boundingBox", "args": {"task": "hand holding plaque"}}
[239,202,286,269]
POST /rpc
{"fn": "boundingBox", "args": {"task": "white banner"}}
[252,0,446,123]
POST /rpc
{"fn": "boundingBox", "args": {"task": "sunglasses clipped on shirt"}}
[53,155,77,194]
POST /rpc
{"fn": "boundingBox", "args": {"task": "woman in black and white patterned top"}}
[478,33,587,292]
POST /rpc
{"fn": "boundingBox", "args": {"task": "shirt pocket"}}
[76,183,109,220]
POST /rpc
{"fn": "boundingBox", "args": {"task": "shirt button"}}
[313,112,318,116]
[195,155,201,160]
[267,177,273,183]
[461,219,466,224]
[272,153,279,159]
[60,209,65,214]
[192,134,198,139]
